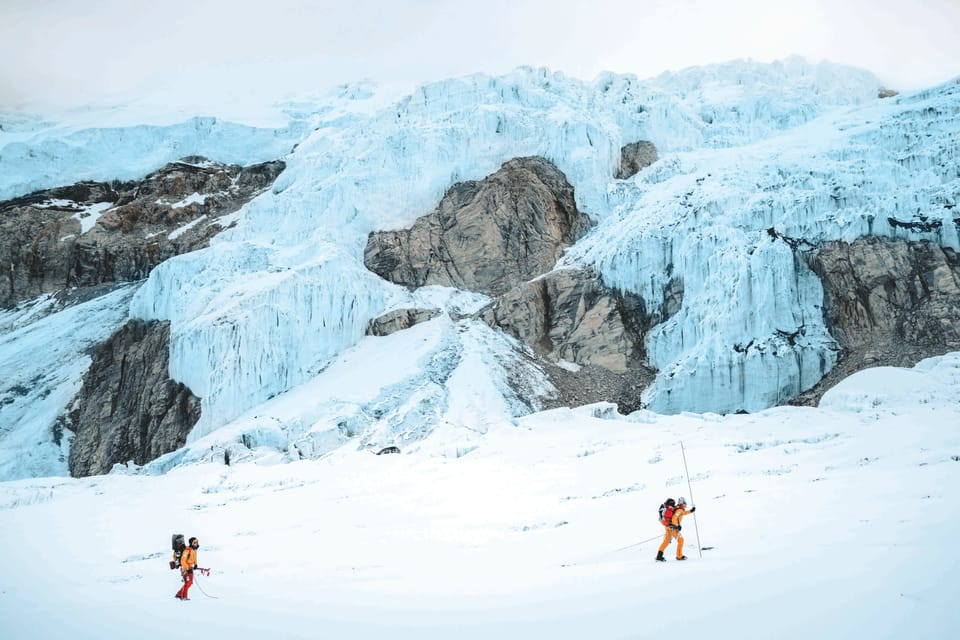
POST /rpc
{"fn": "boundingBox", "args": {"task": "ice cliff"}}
[2,57,958,477]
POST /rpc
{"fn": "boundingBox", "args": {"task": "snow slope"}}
[1,354,958,639]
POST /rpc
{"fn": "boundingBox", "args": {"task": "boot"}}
[655,550,665,562]
[676,555,687,561]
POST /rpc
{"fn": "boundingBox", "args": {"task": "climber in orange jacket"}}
[176,537,202,600]
[657,497,696,561]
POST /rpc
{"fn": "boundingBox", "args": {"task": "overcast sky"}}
[2,0,958,114]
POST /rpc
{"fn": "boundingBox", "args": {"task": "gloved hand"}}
[690,506,696,513]
[677,525,682,531]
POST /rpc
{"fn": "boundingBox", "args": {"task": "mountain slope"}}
[2,59,959,478]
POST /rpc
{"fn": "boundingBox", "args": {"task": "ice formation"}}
[2,58,958,476]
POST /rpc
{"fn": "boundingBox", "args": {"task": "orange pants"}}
[658,526,684,558]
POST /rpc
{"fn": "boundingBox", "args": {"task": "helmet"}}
[677,497,687,505]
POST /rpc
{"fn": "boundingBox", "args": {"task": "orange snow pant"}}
[658,526,684,558]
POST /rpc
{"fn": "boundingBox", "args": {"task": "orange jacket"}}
[180,547,197,573]
[670,506,692,528]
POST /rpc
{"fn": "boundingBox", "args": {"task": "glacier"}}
[0,80,391,201]
[2,57,959,476]
[0,286,139,479]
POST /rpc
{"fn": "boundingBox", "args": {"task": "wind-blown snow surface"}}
[1,354,958,639]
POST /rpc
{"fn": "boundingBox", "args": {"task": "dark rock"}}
[364,157,669,413]
[792,237,960,405]
[479,267,650,372]
[614,141,658,179]
[367,308,442,337]
[0,158,285,309]
[66,320,201,477]
[364,156,592,296]
[538,361,656,414]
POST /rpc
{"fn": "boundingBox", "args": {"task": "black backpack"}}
[170,534,185,570]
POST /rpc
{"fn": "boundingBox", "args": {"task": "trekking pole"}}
[680,440,703,558]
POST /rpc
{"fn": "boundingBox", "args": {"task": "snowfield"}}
[1,354,958,639]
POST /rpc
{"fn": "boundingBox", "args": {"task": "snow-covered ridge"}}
[0,80,405,203]
[0,117,306,202]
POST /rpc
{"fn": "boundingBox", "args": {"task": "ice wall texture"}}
[15,59,958,448]
[0,286,138,480]
[0,116,314,202]
[129,59,959,431]
[571,79,960,412]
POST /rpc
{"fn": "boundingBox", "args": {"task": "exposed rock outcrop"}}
[367,308,442,337]
[480,267,659,413]
[479,268,649,372]
[792,237,960,405]
[0,157,285,309]
[614,141,658,179]
[364,157,666,413]
[67,320,201,477]
[538,361,656,415]
[365,157,592,296]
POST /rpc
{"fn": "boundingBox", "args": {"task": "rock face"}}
[365,157,592,296]
[67,320,201,477]
[0,157,284,309]
[792,237,960,405]
[614,141,658,179]
[479,268,649,372]
[538,362,656,415]
[364,157,664,412]
[367,308,442,337]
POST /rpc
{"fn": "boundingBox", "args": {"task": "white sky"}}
[1,0,959,112]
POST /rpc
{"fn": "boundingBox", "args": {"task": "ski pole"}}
[680,440,703,558]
